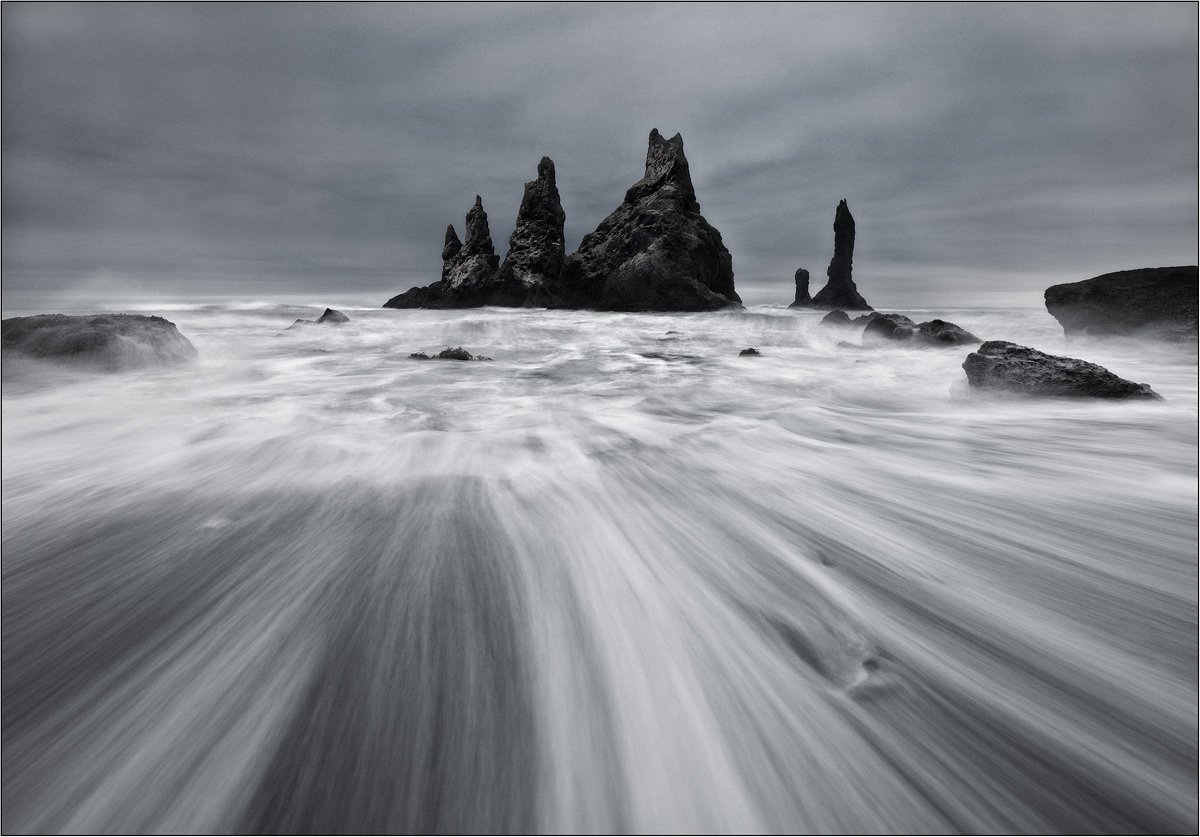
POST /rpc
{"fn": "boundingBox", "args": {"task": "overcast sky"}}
[3,2,1197,308]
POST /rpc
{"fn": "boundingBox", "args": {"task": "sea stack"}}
[554,129,740,311]
[494,157,566,306]
[384,197,502,308]
[788,268,812,308]
[812,200,872,311]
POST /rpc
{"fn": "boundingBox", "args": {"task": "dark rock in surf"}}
[410,346,492,362]
[739,347,763,356]
[820,310,851,326]
[554,129,741,311]
[494,157,566,305]
[788,268,812,308]
[1044,266,1198,340]
[1,313,197,371]
[862,313,917,342]
[288,308,351,329]
[384,197,502,309]
[915,318,979,346]
[860,313,980,347]
[811,200,872,311]
[962,341,1161,400]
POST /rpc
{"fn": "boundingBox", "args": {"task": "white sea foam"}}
[2,304,1196,832]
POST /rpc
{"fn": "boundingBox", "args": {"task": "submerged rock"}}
[739,347,763,356]
[410,346,492,361]
[861,313,917,342]
[554,129,740,311]
[788,268,812,308]
[1,313,197,371]
[860,313,980,347]
[820,310,852,326]
[812,200,872,311]
[1044,266,1198,340]
[287,308,350,329]
[962,341,1161,400]
[915,318,979,346]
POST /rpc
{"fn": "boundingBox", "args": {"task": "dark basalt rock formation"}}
[962,341,1161,400]
[554,130,740,312]
[287,308,350,329]
[410,346,492,361]
[2,313,197,371]
[820,310,851,326]
[1044,266,1198,340]
[811,200,872,311]
[384,197,502,309]
[494,157,565,305]
[860,313,980,347]
[739,348,762,356]
[788,269,812,308]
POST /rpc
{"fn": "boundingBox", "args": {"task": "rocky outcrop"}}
[1044,266,1198,340]
[859,313,980,347]
[384,197,502,309]
[788,268,812,308]
[409,346,493,361]
[553,130,740,311]
[287,308,350,329]
[494,157,565,305]
[821,310,851,326]
[811,200,872,311]
[739,348,762,356]
[962,341,1161,400]
[1,313,197,371]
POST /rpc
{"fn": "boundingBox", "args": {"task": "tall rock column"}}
[812,199,872,310]
[788,268,812,308]
[496,157,566,304]
[443,196,500,289]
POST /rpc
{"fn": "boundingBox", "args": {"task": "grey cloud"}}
[2,2,1195,308]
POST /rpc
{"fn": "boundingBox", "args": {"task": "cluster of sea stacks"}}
[384,130,739,312]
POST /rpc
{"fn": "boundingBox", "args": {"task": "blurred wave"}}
[3,305,1196,833]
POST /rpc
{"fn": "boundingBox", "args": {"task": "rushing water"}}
[2,302,1197,834]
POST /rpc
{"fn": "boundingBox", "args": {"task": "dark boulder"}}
[554,129,741,311]
[410,346,492,361]
[811,200,872,311]
[1044,266,1198,340]
[861,313,917,342]
[915,318,979,346]
[287,308,350,329]
[787,268,812,308]
[495,157,566,304]
[820,310,851,326]
[962,341,1161,400]
[2,313,197,371]
[739,348,762,356]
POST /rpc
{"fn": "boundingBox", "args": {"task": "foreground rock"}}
[554,129,741,311]
[1044,266,1198,340]
[861,313,980,347]
[2,313,197,371]
[811,200,872,310]
[962,341,1161,400]
[287,308,350,329]
[787,268,812,308]
[409,346,492,361]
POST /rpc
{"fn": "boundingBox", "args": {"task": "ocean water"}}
[2,303,1197,834]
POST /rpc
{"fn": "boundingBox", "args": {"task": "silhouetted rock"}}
[739,348,762,356]
[554,130,740,311]
[862,313,917,342]
[495,157,565,305]
[2,313,197,371]
[788,268,812,308]
[316,308,349,324]
[410,346,491,361]
[1044,266,1198,340]
[384,197,502,309]
[820,310,851,326]
[915,318,979,346]
[812,200,872,310]
[962,341,1161,400]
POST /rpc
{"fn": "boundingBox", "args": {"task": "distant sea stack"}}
[384,130,740,312]
[787,268,812,308]
[553,129,740,311]
[1044,266,1198,340]
[811,200,872,311]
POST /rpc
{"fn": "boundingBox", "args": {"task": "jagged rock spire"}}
[462,195,495,257]
[442,225,462,261]
[498,156,566,289]
[623,128,698,207]
[812,199,871,310]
